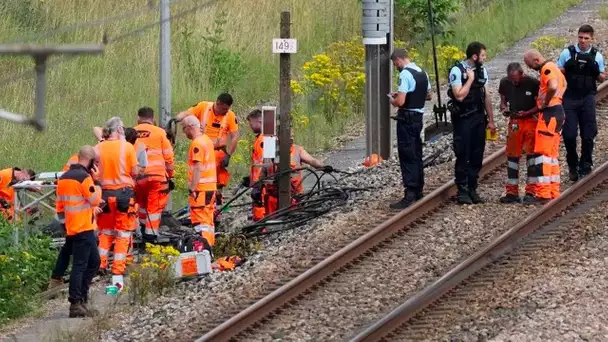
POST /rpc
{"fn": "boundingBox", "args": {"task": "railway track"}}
[194,81,608,342]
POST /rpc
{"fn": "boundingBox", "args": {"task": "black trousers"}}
[68,230,100,303]
[452,111,487,190]
[51,235,73,279]
[396,110,424,196]
[562,93,597,172]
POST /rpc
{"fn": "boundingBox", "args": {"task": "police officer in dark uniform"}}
[447,42,496,204]
[389,48,432,209]
[557,24,606,181]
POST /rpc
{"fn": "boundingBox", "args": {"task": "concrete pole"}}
[159,0,173,210]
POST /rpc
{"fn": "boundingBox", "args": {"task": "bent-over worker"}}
[55,145,102,317]
[524,49,567,203]
[498,62,541,204]
[176,93,240,206]
[0,167,35,221]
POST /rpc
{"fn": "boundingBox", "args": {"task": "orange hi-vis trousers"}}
[189,190,216,247]
[505,117,537,196]
[135,178,169,236]
[97,188,138,275]
[529,105,565,200]
[215,149,230,189]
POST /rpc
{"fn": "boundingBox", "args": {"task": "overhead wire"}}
[0,0,220,88]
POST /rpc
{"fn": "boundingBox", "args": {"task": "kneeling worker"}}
[181,116,217,248]
[498,62,540,203]
[0,167,36,221]
[247,116,329,221]
[56,145,103,317]
[524,49,567,203]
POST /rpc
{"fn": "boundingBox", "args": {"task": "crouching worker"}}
[96,117,140,289]
[56,145,103,317]
[181,116,217,248]
[0,167,35,221]
[248,121,330,221]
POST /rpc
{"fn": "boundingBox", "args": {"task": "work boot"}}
[456,186,473,205]
[578,164,592,178]
[47,277,64,290]
[499,194,521,204]
[389,194,417,210]
[69,301,88,318]
[569,167,579,182]
[522,195,550,205]
[521,193,535,204]
[468,188,484,204]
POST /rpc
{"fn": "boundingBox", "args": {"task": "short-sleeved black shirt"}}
[498,75,540,112]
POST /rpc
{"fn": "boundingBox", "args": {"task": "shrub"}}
[127,243,179,306]
[531,35,568,55]
[0,218,56,325]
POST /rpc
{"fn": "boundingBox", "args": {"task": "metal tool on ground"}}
[423,0,453,142]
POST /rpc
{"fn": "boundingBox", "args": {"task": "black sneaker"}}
[578,165,592,178]
[469,189,484,204]
[389,196,417,210]
[499,194,521,204]
[456,190,473,205]
[569,168,579,182]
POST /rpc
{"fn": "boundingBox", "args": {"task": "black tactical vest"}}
[564,45,600,96]
[402,67,429,110]
[447,62,486,108]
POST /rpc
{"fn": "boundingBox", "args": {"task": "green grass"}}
[600,5,608,20]
[446,0,581,59]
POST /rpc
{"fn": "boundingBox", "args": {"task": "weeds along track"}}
[193,83,608,342]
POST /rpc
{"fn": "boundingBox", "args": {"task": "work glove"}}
[222,153,231,168]
[321,165,335,173]
[240,176,250,188]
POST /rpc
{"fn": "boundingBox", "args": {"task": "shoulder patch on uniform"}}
[89,186,95,193]
[193,147,199,154]
[544,69,551,75]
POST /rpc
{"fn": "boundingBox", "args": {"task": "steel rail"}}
[348,80,608,342]
[196,146,507,341]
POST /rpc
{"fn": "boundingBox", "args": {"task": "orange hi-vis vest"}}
[63,154,79,172]
[56,164,102,236]
[134,123,175,181]
[0,168,15,206]
[188,101,238,147]
[250,134,265,184]
[538,61,567,108]
[290,145,304,194]
[96,139,138,190]
[188,134,217,192]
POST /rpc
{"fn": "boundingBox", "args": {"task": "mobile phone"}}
[87,159,95,172]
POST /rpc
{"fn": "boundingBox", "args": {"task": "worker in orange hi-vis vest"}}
[95,117,140,290]
[0,167,35,221]
[176,93,240,206]
[133,107,174,242]
[524,49,567,204]
[180,116,217,248]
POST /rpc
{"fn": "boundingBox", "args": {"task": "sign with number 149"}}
[272,39,297,54]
